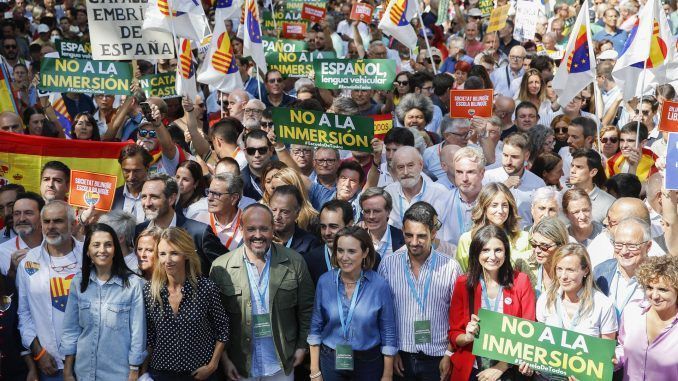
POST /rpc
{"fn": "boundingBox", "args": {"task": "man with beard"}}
[40,161,70,203]
[359,187,405,258]
[2,37,29,77]
[210,204,314,381]
[0,184,25,243]
[194,173,244,251]
[269,185,320,254]
[111,144,152,222]
[379,128,416,187]
[0,192,43,280]
[134,173,225,274]
[17,201,83,379]
[474,32,508,68]
[483,133,545,227]
[558,115,597,184]
[242,99,267,133]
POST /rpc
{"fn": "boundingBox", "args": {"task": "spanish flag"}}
[0,60,18,113]
[0,131,127,193]
[605,147,658,182]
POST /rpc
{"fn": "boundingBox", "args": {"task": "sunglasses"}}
[529,240,556,252]
[554,127,568,134]
[268,78,283,84]
[138,129,157,138]
[246,146,269,155]
[601,137,618,144]
[394,80,409,86]
[260,121,273,129]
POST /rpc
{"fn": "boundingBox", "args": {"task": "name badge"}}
[335,344,354,370]
[414,320,432,344]
[252,313,273,338]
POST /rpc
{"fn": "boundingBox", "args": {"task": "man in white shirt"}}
[423,117,472,179]
[567,149,615,223]
[490,45,526,98]
[194,173,244,251]
[448,147,486,243]
[111,144,152,222]
[436,144,461,191]
[596,62,622,117]
[483,133,546,227]
[558,116,598,184]
[0,192,44,279]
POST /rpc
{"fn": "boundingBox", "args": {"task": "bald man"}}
[645,172,666,238]
[587,197,666,267]
[436,144,462,191]
[227,89,250,122]
[0,111,23,133]
[490,45,526,97]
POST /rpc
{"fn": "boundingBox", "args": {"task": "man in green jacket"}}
[210,203,315,380]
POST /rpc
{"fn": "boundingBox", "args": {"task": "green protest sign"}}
[266,51,336,78]
[139,73,177,99]
[262,36,308,54]
[56,39,92,59]
[273,107,374,152]
[478,0,494,16]
[313,59,396,90]
[473,309,616,381]
[39,58,132,95]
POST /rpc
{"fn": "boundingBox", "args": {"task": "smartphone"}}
[140,102,155,122]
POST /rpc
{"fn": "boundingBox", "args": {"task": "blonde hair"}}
[517,69,546,106]
[470,182,522,243]
[272,167,318,230]
[546,244,596,318]
[149,228,202,310]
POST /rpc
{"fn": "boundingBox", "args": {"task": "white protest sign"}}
[86,0,175,60]
[513,1,542,42]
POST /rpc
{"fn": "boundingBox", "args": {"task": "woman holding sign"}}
[449,225,536,381]
[307,226,397,381]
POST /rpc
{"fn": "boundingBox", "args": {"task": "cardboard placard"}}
[262,36,308,53]
[68,170,118,211]
[449,89,494,118]
[39,58,132,95]
[513,0,541,42]
[301,3,326,23]
[313,59,397,90]
[281,22,307,39]
[140,72,178,99]
[56,39,92,60]
[265,51,336,78]
[659,100,678,132]
[350,3,374,24]
[486,4,511,33]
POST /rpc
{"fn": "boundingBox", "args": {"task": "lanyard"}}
[398,181,426,218]
[505,65,511,88]
[210,211,242,250]
[285,235,294,248]
[536,265,544,295]
[324,245,333,271]
[15,237,20,250]
[336,269,362,340]
[480,277,503,312]
[613,272,639,317]
[250,175,263,197]
[555,295,584,330]
[403,252,437,315]
[231,147,241,158]
[377,227,392,257]
[244,254,271,311]
[454,189,469,234]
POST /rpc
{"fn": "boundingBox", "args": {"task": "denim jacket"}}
[60,272,147,381]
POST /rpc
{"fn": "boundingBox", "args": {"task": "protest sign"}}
[263,36,308,53]
[449,89,494,118]
[369,114,393,140]
[140,72,177,99]
[273,108,374,152]
[486,4,510,33]
[86,0,174,60]
[513,1,541,41]
[479,0,495,16]
[281,22,307,39]
[68,170,118,212]
[266,51,336,78]
[40,58,132,95]
[659,100,678,132]
[56,39,92,59]
[313,59,397,90]
[350,3,374,24]
[666,133,678,190]
[473,309,615,381]
[301,3,326,22]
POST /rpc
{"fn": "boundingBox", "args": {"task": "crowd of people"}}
[1,0,678,380]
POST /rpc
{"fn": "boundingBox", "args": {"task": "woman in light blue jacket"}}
[61,223,146,381]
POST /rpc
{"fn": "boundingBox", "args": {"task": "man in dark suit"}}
[269,185,321,256]
[359,187,405,256]
[134,173,226,274]
[111,144,153,223]
[241,129,274,200]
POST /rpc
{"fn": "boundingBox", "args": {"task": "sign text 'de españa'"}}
[449,89,494,118]
[68,170,118,212]
[473,309,616,381]
[265,51,336,78]
[659,100,678,132]
[313,59,396,91]
[39,58,132,95]
[86,0,174,60]
[301,3,326,23]
[140,72,177,99]
[273,108,374,152]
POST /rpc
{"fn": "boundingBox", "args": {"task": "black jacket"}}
[111,185,125,211]
[288,226,321,256]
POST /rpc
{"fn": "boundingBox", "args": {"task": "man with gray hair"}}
[226,89,250,122]
[99,210,138,272]
[359,187,405,258]
[18,200,84,378]
[448,146,486,243]
[594,217,653,319]
[195,173,245,251]
[329,97,359,115]
[135,173,226,274]
[530,187,561,227]
[423,117,471,179]
[242,99,267,131]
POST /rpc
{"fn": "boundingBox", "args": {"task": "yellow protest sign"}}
[486,4,510,33]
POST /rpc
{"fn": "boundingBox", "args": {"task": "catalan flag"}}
[613,0,676,100]
[552,0,596,106]
[197,16,243,92]
[51,274,75,312]
[176,38,198,101]
[378,0,418,51]
[50,93,73,137]
[243,0,266,72]
[0,59,18,113]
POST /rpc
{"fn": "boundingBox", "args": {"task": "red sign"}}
[659,100,678,132]
[369,114,393,140]
[449,89,494,119]
[281,22,307,40]
[301,3,327,23]
[68,170,118,211]
[350,3,374,24]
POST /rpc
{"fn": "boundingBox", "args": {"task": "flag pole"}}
[413,2,437,75]
[255,63,262,101]
[636,59,648,149]
[593,81,603,155]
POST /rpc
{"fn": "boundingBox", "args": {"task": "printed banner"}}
[281,22,307,39]
[449,89,494,118]
[350,3,374,24]
[473,309,615,381]
[369,114,393,140]
[313,59,396,90]
[0,131,126,192]
[486,4,510,33]
[666,133,678,190]
[301,3,326,23]
[56,39,92,59]
[68,170,118,211]
[659,100,678,132]
[513,1,541,41]
[479,0,495,16]
[140,72,178,99]
[273,107,374,152]
[39,58,132,95]
[86,0,175,60]
[262,36,308,53]
[265,51,336,78]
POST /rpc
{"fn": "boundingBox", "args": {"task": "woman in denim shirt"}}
[61,224,146,381]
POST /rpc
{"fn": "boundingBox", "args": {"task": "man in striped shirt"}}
[378,202,462,381]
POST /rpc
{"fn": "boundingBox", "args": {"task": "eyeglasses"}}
[267,78,283,84]
[422,85,434,93]
[445,130,473,139]
[291,148,312,156]
[314,158,337,166]
[138,129,157,138]
[509,55,525,61]
[554,127,568,134]
[612,240,649,252]
[601,137,618,144]
[244,108,263,114]
[260,121,273,129]
[205,189,234,199]
[394,80,409,86]
[51,262,78,272]
[245,146,270,155]
[530,240,556,252]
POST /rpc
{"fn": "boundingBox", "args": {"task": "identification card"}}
[252,313,273,338]
[335,344,354,370]
[414,320,432,344]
